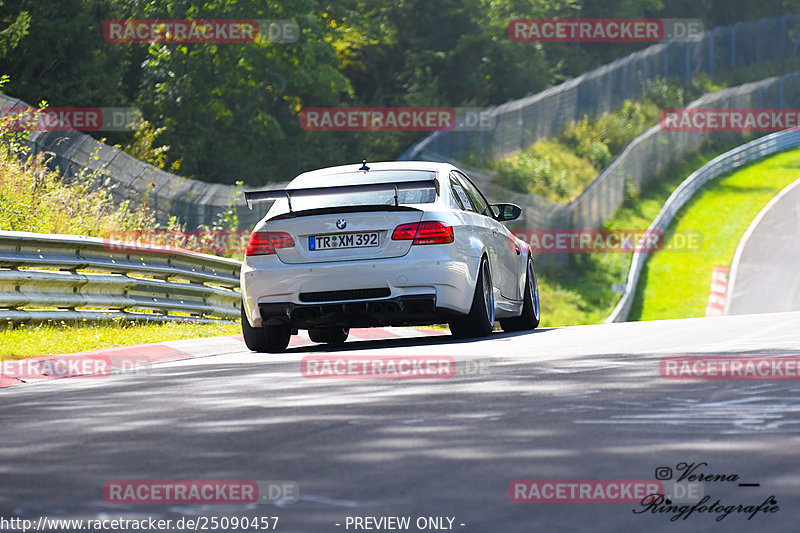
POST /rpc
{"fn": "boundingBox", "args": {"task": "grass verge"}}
[629,146,800,321]
[0,321,240,360]
[0,116,245,358]
[536,148,724,327]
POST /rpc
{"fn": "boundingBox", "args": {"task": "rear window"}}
[268,171,437,215]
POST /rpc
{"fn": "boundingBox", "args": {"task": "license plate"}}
[309,232,380,251]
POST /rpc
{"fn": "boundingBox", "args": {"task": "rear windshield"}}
[268,171,437,215]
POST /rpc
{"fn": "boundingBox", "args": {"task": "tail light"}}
[245,231,295,256]
[391,221,454,245]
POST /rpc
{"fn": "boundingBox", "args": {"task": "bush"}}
[0,149,157,235]
[490,139,595,202]
[643,76,686,109]
[561,116,600,154]
[586,141,612,169]
[0,117,157,236]
[485,77,719,205]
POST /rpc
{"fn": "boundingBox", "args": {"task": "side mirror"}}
[491,203,522,222]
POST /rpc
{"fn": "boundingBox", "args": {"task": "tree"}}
[0,0,134,107]
[135,0,353,183]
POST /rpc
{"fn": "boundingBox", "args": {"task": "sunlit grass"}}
[0,320,240,360]
[0,131,245,360]
[537,149,723,327]
[630,146,800,321]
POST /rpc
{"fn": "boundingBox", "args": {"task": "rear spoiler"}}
[244,179,437,212]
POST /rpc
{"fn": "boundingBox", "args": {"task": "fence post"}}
[623,62,629,100]
[756,18,763,63]
[685,41,691,83]
[730,23,740,68]
[479,124,484,161]
[709,30,715,76]
[553,92,562,138]
[780,14,788,62]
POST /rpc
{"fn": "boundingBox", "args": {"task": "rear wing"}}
[244,179,438,212]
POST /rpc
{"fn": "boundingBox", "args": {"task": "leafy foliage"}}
[0,95,157,235]
[491,97,659,201]
[0,0,797,185]
[122,118,178,171]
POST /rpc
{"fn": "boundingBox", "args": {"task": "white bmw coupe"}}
[241,161,540,352]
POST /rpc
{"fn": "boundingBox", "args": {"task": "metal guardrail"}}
[0,231,242,324]
[605,128,800,323]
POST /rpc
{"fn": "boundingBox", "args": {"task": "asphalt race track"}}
[2,312,800,532]
[728,177,800,315]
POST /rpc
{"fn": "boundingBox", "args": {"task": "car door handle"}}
[491,228,499,234]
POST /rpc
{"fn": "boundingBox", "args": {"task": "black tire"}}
[500,257,541,332]
[449,257,495,338]
[308,327,350,345]
[241,303,291,353]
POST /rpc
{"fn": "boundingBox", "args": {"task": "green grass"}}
[487,139,600,202]
[630,146,800,321]
[0,146,157,236]
[536,148,724,327]
[0,136,244,358]
[0,321,240,360]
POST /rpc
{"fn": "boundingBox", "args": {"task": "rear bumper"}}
[259,294,446,328]
[241,251,480,328]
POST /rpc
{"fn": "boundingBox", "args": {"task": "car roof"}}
[288,161,459,188]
